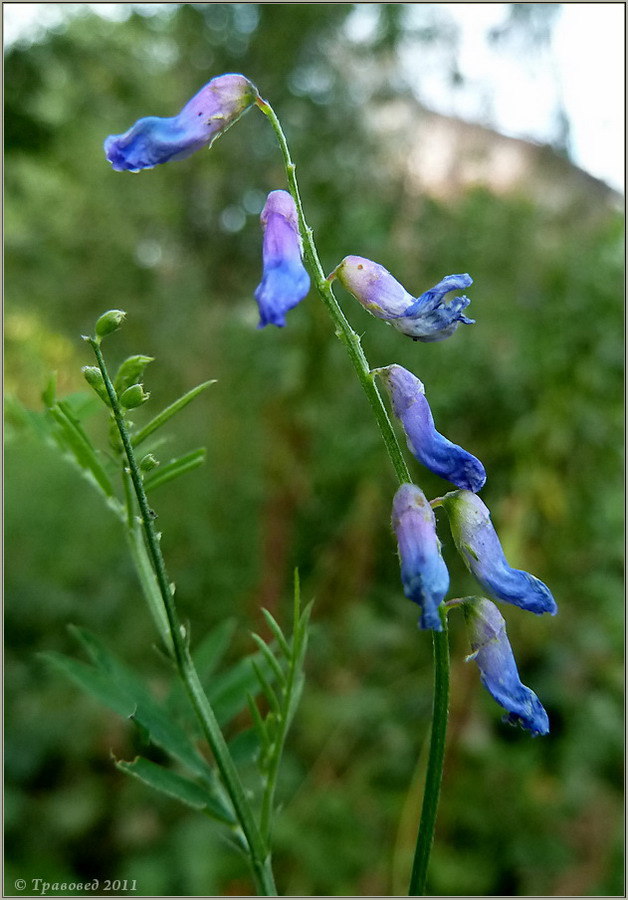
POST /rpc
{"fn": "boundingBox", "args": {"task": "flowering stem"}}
[256,97,411,486]
[257,97,449,895]
[409,618,450,896]
[88,338,277,897]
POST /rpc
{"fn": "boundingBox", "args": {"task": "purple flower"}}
[104,74,258,172]
[376,365,486,492]
[463,597,550,736]
[333,256,474,342]
[442,490,557,616]
[254,190,310,328]
[392,483,449,631]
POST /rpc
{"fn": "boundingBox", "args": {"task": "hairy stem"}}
[89,338,276,897]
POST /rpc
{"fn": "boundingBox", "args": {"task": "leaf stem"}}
[409,618,450,896]
[256,97,411,486]
[89,338,276,897]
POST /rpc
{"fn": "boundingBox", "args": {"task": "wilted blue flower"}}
[104,74,258,172]
[333,256,474,342]
[442,490,557,616]
[392,483,449,631]
[254,190,310,328]
[463,597,550,736]
[376,365,486,492]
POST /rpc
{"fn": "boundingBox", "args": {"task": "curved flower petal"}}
[104,74,258,172]
[254,190,310,328]
[394,274,474,342]
[333,256,474,342]
[463,597,550,736]
[442,491,557,615]
[392,483,449,630]
[376,365,486,492]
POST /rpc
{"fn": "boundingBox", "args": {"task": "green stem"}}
[257,99,450,895]
[89,339,277,897]
[259,640,298,844]
[256,97,411,487]
[409,617,450,896]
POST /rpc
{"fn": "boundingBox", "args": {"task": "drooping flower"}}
[333,256,474,342]
[392,483,449,630]
[104,74,258,172]
[254,190,310,328]
[376,365,486,492]
[463,597,550,736]
[442,490,557,615]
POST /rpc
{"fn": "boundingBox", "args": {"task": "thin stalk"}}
[256,99,450,895]
[409,618,450,896]
[89,338,277,897]
[256,97,411,487]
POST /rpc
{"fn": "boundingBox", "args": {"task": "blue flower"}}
[104,74,258,172]
[376,365,486,492]
[392,483,450,630]
[333,256,474,342]
[463,597,550,736]
[254,190,310,328]
[442,490,557,615]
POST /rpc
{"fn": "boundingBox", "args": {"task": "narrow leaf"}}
[69,626,154,704]
[250,633,286,686]
[115,756,235,824]
[132,381,216,448]
[43,652,135,719]
[261,609,291,659]
[143,449,206,492]
[246,693,270,749]
[45,641,215,783]
[50,402,114,497]
[206,653,276,726]
[251,660,281,716]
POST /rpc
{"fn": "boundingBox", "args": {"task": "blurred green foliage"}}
[5,4,623,896]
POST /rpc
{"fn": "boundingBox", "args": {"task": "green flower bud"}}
[82,366,111,406]
[139,453,159,473]
[119,383,150,409]
[95,309,126,338]
[114,355,155,395]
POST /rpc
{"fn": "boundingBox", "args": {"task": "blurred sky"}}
[4,2,625,192]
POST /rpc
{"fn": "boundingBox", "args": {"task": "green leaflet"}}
[143,448,206,492]
[115,756,235,824]
[132,381,216,449]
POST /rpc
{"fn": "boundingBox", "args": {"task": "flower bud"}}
[442,490,557,616]
[139,453,159,473]
[95,309,126,338]
[333,256,474,342]
[119,383,150,409]
[114,355,155,395]
[254,190,310,328]
[104,74,258,172]
[463,597,549,736]
[82,365,111,406]
[392,483,449,631]
[376,365,486,492]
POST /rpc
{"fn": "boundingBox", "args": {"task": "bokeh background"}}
[5,4,624,896]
